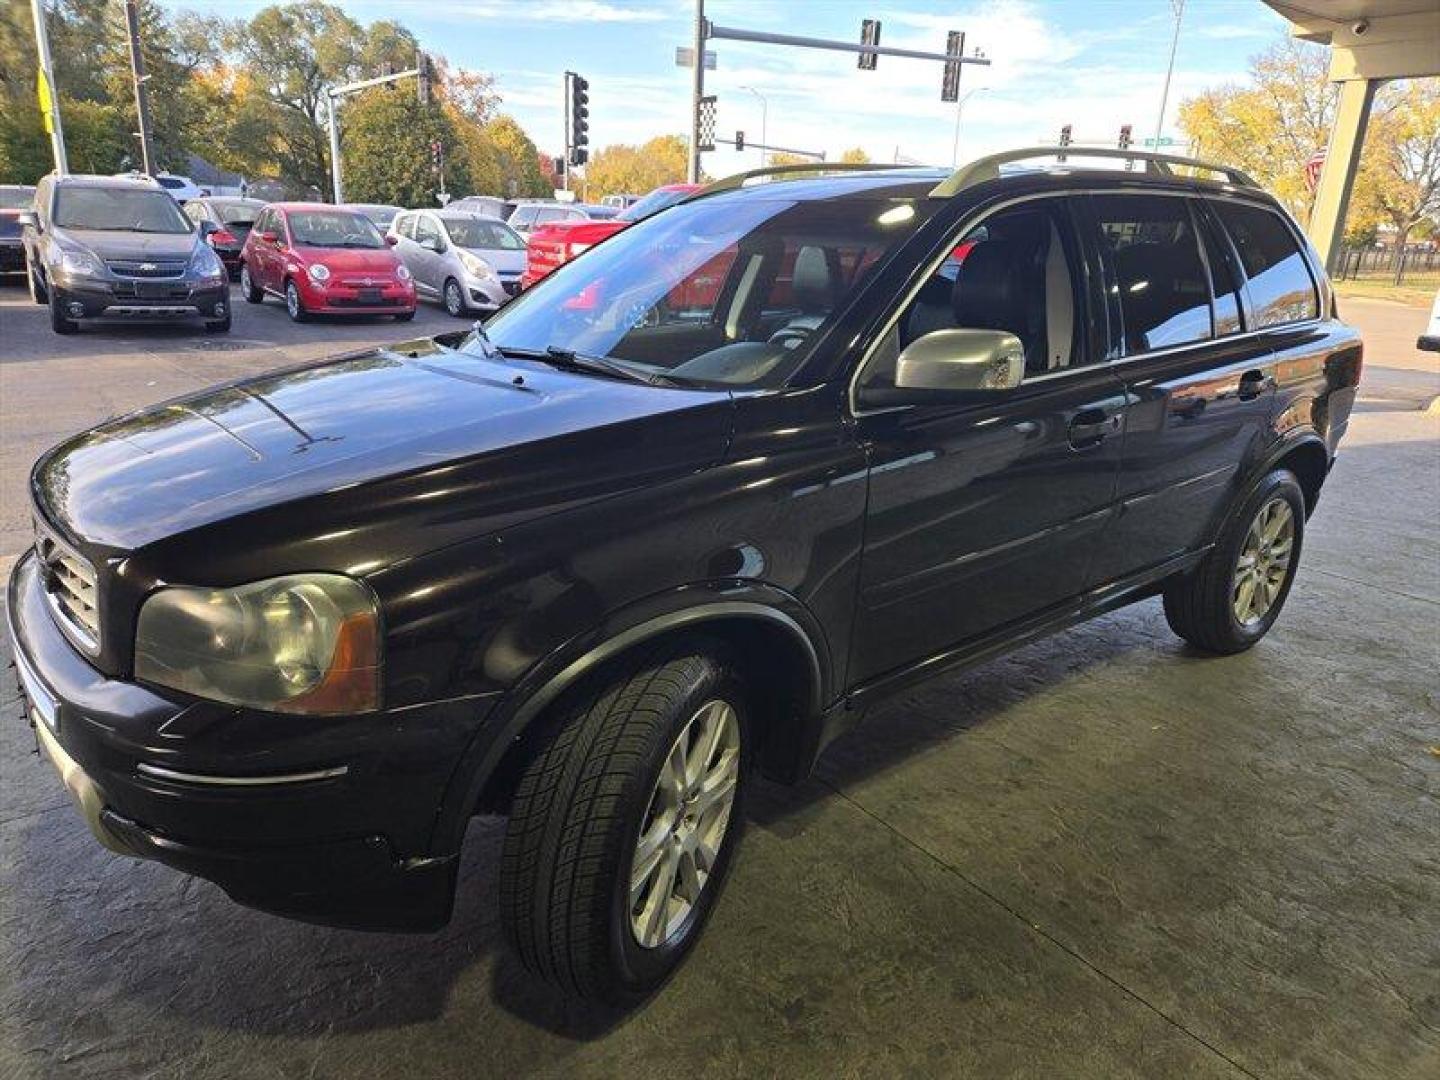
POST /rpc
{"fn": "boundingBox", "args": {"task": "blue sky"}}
[162,1,1290,175]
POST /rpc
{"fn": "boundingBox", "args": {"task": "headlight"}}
[567,243,592,257]
[189,244,224,282]
[457,250,493,279]
[135,573,381,715]
[307,262,331,283]
[395,263,412,281]
[56,248,105,276]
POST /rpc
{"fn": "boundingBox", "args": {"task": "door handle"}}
[1237,369,1271,401]
[1068,407,1121,449]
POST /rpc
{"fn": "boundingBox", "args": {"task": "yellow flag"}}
[37,68,54,134]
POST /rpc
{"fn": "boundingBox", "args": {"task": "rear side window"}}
[1209,201,1318,327]
[1091,194,1211,353]
[1198,211,1244,336]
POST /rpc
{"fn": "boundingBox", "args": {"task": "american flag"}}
[1304,147,1327,191]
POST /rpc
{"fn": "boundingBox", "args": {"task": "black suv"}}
[21,173,231,334]
[8,149,1361,1001]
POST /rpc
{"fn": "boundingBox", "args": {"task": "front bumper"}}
[0,241,24,273]
[51,276,229,322]
[6,552,490,931]
[305,279,415,315]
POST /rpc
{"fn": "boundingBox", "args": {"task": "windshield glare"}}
[618,188,689,223]
[288,210,385,248]
[446,218,524,250]
[482,193,934,389]
[55,188,192,233]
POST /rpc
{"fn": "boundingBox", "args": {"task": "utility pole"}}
[327,94,343,203]
[123,0,156,176]
[30,0,67,174]
[1153,0,1185,150]
[688,0,706,182]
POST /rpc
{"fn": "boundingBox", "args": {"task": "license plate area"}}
[357,288,382,304]
[136,281,173,299]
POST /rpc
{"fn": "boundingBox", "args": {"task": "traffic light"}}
[1118,124,1133,150]
[567,71,590,167]
[416,50,432,107]
[735,130,745,152]
[941,30,964,102]
[430,140,442,172]
[1058,124,1072,162]
[858,19,881,70]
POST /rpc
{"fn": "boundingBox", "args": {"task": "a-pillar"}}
[1307,77,1379,273]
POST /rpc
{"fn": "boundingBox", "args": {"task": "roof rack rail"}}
[929,146,1257,198]
[696,162,928,197]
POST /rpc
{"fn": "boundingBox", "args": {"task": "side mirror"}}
[384,234,399,247]
[16,210,38,230]
[199,219,220,237]
[894,328,1025,395]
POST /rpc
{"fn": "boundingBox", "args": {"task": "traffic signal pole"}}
[324,59,427,204]
[688,0,706,182]
[123,0,156,176]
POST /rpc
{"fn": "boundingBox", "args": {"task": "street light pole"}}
[741,85,767,167]
[123,0,156,176]
[30,0,67,174]
[688,0,706,183]
[1152,0,1185,149]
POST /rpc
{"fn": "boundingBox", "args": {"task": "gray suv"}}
[21,173,231,335]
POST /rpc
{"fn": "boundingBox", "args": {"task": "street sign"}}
[36,69,54,134]
[675,47,717,70]
[1141,136,1178,147]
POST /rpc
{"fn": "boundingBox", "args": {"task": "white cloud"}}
[385,0,670,24]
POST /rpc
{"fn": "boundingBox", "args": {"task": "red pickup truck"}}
[521,183,701,290]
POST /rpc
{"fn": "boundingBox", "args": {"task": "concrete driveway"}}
[1,284,1437,1078]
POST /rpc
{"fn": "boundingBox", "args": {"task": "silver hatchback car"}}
[388,210,527,316]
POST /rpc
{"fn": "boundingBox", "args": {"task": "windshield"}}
[480,193,936,389]
[287,210,386,248]
[618,188,692,223]
[210,201,262,226]
[446,217,524,250]
[55,187,192,233]
[0,187,34,210]
[352,204,400,226]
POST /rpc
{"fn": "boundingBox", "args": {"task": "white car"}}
[1420,289,1440,352]
[112,171,207,204]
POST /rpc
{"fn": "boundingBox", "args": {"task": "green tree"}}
[467,114,547,197]
[342,85,469,206]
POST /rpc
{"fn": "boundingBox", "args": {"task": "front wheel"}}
[1163,469,1305,654]
[285,279,308,322]
[500,641,748,1002]
[443,277,466,317]
[49,290,77,334]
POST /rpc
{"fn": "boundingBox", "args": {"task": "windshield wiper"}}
[478,342,673,387]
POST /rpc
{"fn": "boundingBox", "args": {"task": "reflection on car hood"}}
[59,227,197,260]
[34,337,734,555]
[462,246,526,275]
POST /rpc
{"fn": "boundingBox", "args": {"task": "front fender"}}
[425,580,831,856]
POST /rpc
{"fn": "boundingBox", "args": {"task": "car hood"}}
[60,228,198,260]
[298,247,402,274]
[34,337,734,562]
[529,219,628,247]
[463,246,526,275]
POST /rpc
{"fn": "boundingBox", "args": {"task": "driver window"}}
[863,199,1086,391]
[415,216,441,248]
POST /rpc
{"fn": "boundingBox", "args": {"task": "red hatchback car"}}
[239,202,416,322]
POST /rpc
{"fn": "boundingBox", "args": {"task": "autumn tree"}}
[582,135,687,198]
[1363,80,1440,256]
[839,147,871,164]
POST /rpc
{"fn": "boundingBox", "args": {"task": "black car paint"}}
[9,169,1361,930]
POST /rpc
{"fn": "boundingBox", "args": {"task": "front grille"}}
[112,281,192,300]
[106,259,186,278]
[328,295,403,308]
[34,517,101,654]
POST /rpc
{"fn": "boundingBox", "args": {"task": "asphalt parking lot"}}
[1,282,1437,1078]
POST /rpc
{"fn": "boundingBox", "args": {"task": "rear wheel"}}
[443,277,466,317]
[284,279,308,322]
[240,262,263,304]
[500,641,748,1002]
[1164,469,1305,654]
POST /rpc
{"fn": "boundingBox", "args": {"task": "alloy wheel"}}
[628,699,740,950]
[286,282,300,319]
[446,280,463,316]
[1233,496,1294,626]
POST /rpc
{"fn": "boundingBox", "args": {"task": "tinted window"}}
[1210,201,1318,327]
[209,201,261,226]
[1093,194,1211,353]
[54,187,192,234]
[510,207,536,228]
[157,177,185,190]
[0,187,34,210]
[1198,211,1244,336]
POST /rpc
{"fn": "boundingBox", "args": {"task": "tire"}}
[28,259,48,304]
[394,309,415,322]
[500,640,749,1002]
[443,277,466,318]
[49,290,77,334]
[284,279,308,322]
[240,262,263,304]
[1163,468,1305,654]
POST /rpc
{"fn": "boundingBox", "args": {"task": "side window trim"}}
[1193,198,1255,333]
